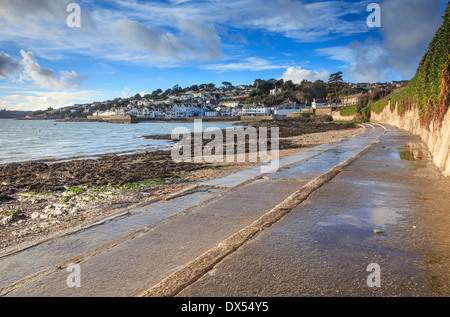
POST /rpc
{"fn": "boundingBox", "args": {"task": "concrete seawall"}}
[331,111,355,122]
[371,102,450,176]
[87,115,137,124]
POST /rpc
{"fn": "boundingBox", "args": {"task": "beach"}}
[0,117,362,251]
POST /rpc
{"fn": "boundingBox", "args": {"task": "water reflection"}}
[393,142,431,161]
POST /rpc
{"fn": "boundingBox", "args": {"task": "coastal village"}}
[23,78,409,123]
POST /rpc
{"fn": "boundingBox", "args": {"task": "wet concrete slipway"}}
[1,124,449,297]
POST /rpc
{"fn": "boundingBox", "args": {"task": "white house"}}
[94,110,116,117]
[170,104,202,118]
[141,107,164,118]
[232,108,242,117]
[141,107,151,118]
[137,100,150,107]
[274,102,303,116]
[164,98,175,105]
[194,91,210,99]
[270,87,282,96]
[219,100,241,108]
[241,105,272,117]
[130,107,139,117]
[204,110,220,117]
[219,107,233,117]
[180,93,194,101]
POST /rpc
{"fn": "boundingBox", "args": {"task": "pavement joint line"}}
[162,185,200,201]
[0,189,189,259]
[0,124,378,295]
[139,124,386,298]
[0,266,59,297]
[0,226,151,297]
[0,187,231,293]
[0,180,226,260]
[0,177,266,295]
[198,126,372,189]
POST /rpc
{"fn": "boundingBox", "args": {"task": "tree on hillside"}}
[283,80,294,92]
[151,89,163,99]
[222,81,232,88]
[163,88,172,97]
[172,85,182,94]
[327,71,344,105]
[253,79,263,88]
[274,79,284,88]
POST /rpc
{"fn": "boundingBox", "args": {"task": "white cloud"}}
[204,57,286,72]
[0,49,85,90]
[0,0,374,66]
[1,90,100,111]
[121,87,131,99]
[0,0,444,89]
[316,40,390,83]
[379,0,444,76]
[315,0,445,83]
[19,50,84,90]
[282,66,329,84]
[231,0,371,42]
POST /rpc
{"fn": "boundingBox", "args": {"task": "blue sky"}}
[0,0,447,110]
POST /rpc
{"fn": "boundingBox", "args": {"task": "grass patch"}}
[352,119,368,124]
[120,182,143,190]
[65,187,86,194]
[141,178,167,185]
[97,176,182,192]
[1,209,20,216]
[81,195,102,202]
[92,187,113,193]
[18,191,48,196]
[340,105,357,116]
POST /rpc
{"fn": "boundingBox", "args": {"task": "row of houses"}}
[92,101,310,119]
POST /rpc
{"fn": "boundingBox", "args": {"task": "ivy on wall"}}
[366,3,450,128]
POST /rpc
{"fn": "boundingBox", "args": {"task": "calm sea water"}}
[0,119,236,164]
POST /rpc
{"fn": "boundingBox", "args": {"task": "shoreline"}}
[16,117,243,123]
[0,118,362,251]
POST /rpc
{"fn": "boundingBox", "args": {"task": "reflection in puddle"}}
[393,142,431,161]
[318,202,403,233]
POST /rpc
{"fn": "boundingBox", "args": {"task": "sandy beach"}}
[0,117,362,251]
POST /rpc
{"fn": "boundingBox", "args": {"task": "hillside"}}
[366,3,450,128]
[0,110,33,119]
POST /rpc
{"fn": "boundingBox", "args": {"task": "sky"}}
[0,0,447,111]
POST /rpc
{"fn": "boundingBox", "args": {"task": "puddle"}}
[393,142,430,161]
[317,202,403,234]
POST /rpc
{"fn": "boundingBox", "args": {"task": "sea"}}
[0,119,236,165]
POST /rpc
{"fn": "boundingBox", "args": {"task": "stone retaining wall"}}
[331,111,356,122]
[371,102,450,176]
